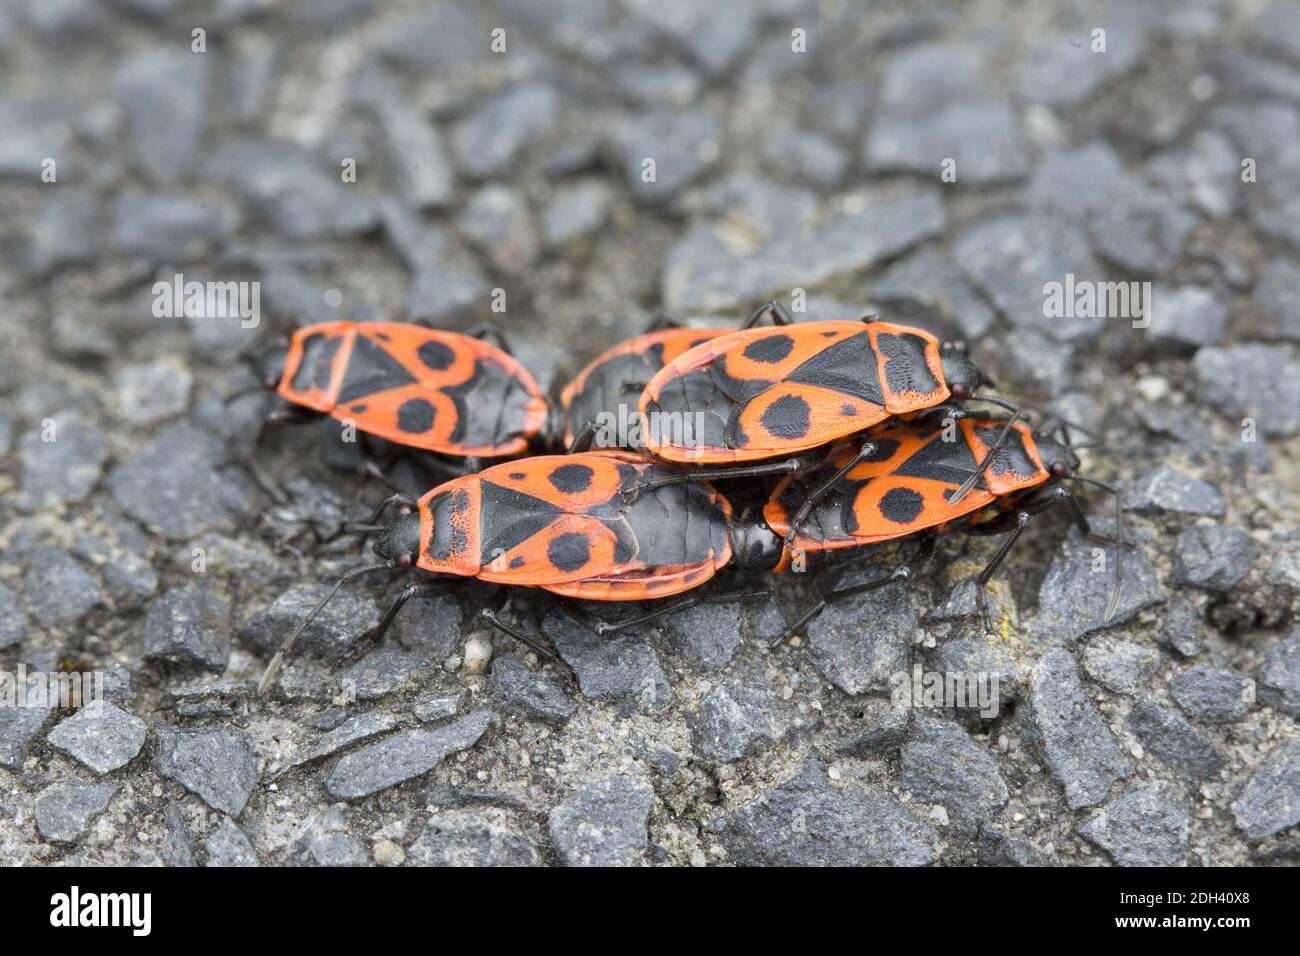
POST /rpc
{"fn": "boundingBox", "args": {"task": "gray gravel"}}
[548,774,653,867]
[2,0,1296,868]
[153,726,260,818]
[46,703,147,775]
[720,761,935,866]
[1028,649,1130,810]
[1077,783,1190,867]
[323,711,490,800]
[34,781,120,844]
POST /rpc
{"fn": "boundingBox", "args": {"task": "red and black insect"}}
[558,321,733,452]
[639,315,996,464]
[762,414,1126,634]
[256,450,766,693]
[249,320,547,480]
[597,413,1125,640]
[257,417,1122,693]
[623,308,1036,551]
[555,302,799,454]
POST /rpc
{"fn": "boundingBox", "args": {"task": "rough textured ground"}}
[2,0,1299,866]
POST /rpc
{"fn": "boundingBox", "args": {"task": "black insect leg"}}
[337,491,418,537]
[566,421,597,453]
[962,484,1113,632]
[910,403,978,428]
[643,315,682,332]
[414,452,480,482]
[775,535,936,648]
[337,438,408,529]
[781,438,878,552]
[593,588,770,636]
[245,405,320,504]
[965,484,1088,538]
[740,300,794,328]
[622,454,819,503]
[464,322,512,355]
[479,595,578,688]
[369,581,447,644]
[971,514,1030,634]
[259,512,308,575]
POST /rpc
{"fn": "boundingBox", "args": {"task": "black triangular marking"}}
[478,480,565,564]
[894,433,986,489]
[337,334,418,403]
[787,331,884,405]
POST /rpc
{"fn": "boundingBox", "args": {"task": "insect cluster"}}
[248,302,1125,694]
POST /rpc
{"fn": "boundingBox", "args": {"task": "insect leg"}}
[369,581,447,643]
[775,535,936,648]
[479,599,578,688]
[973,513,1030,635]
[781,438,878,551]
[740,300,794,328]
[622,455,816,502]
[593,588,769,636]
[947,406,1023,505]
[240,408,317,504]
[643,314,682,333]
[463,322,512,355]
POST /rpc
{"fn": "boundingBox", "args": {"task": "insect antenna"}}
[256,562,392,696]
[1071,475,1125,623]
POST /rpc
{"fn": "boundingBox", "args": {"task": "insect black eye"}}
[950,382,968,399]
[1051,462,1068,478]
[399,553,414,568]
[397,504,412,515]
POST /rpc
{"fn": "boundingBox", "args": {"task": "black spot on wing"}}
[417,339,457,371]
[760,394,810,440]
[742,333,794,364]
[864,438,900,462]
[876,332,939,397]
[549,463,594,493]
[548,532,590,572]
[337,333,417,402]
[787,331,884,405]
[397,398,436,434]
[879,486,925,524]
